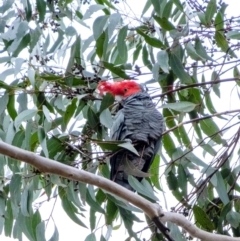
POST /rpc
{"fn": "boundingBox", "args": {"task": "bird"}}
[97,80,164,191]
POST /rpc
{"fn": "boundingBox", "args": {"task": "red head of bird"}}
[97,80,142,100]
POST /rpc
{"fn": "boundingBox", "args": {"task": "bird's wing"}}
[109,93,164,191]
[110,109,125,141]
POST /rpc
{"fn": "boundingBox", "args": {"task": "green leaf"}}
[205,92,217,114]
[133,42,142,64]
[93,15,109,40]
[4,200,13,236]
[29,27,41,51]
[226,211,240,228]
[205,0,217,26]
[178,126,191,148]
[195,37,213,61]
[169,54,192,84]
[103,61,130,79]
[96,31,106,58]
[47,29,64,54]
[85,233,96,241]
[86,187,105,214]
[172,0,183,11]
[64,98,77,126]
[226,31,240,40]
[100,108,113,128]
[66,36,82,72]
[107,194,141,212]
[65,26,76,36]
[12,130,25,148]
[16,21,29,39]
[38,127,48,157]
[59,188,87,228]
[47,137,63,159]
[117,26,128,63]
[162,1,173,19]
[36,0,46,22]
[166,171,178,191]
[185,152,207,168]
[163,108,181,143]
[128,176,158,201]
[215,172,229,205]
[162,134,176,157]
[154,16,175,30]
[48,224,59,241]
[162,101,196,112]
[90,208,96,230]
[234,200,240,213]
[20,188,32,217]
[177,165,187,196]
[0,93,9,115]
[118,142,139,156]
[141,0,152,17]
[17,212,35,240]
[36,221,46,241]
[193,205,215,231]
[214,11,224,31]
[83,5,106,20]
[200,118,223,145]
[9,174,22,216]
[14,109,37,129]
[12,33,31,57]
[142,45,152,70]
[118,207,141,239]
[215,32,237,58]
[0,0,14,13]
[150,154,161,190]
[25,0,32,21]
[105,199,118,225]
[73,35,81,64]
[157,50,169,73]
[93,139,124,151]
[99,93,114,113]
[185,42,204,61]
[0,194,4,233]
[87,107,98,129]
[136,28,164,48]
[150,0,161,16]
[215,31,228,52]
[108,13,121,37]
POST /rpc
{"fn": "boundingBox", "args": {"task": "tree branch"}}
[0,141,239,241]
[152,77,240,99]
[161,212,240,241]
[162,109,240,136]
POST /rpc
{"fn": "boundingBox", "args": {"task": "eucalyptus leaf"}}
[14,109,37,129]
[162,101,196,112]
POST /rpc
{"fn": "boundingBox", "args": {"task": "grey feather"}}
[110,89,165,191]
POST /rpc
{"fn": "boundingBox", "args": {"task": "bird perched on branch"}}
[97,80,164,191]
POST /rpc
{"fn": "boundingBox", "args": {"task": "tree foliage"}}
[0,0,240,240]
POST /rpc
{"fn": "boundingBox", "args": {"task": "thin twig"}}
[162,109,240,136]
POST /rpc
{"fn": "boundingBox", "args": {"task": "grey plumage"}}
[110,89,164,191]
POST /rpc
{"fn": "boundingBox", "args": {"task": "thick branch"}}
[0,141,239,241]
[161,212,240,241]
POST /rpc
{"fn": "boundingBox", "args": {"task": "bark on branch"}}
[0,141,239,241]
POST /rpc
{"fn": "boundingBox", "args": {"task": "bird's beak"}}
[115,95,123,102]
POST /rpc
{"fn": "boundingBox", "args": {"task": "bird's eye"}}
[124,88,128,92]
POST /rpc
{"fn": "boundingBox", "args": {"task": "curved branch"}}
[152,77,240,99]
[161,212,240,241]
[0,141,239,241]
